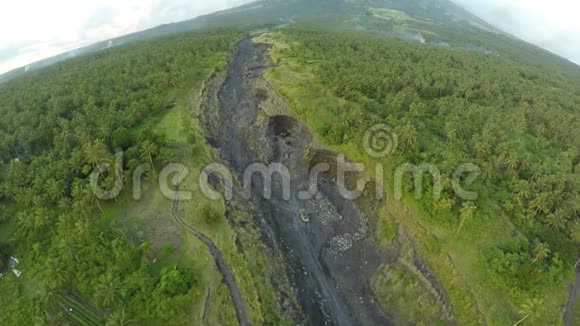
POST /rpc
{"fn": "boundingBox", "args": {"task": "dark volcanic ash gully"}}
[201,37,390,325]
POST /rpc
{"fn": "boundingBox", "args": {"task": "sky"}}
[451,0,580,64]
[1,0,580,74]
[0,0,253,74]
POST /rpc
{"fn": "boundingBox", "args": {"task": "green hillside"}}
[257,27,579,324]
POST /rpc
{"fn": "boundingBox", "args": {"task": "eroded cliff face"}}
[197,36,457,325]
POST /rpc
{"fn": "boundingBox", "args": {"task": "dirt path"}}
[202,290,211,325]
[564,264,579,326]
[171,164,250,326]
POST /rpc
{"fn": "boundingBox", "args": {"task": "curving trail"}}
[564,263,579,326]
[171,164,250,326]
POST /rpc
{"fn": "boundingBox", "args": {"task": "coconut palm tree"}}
[32,207,50,231]
[40,285,60,308]
[84,140,109,175]
[44,257,67,288]
[514,298,543,325]
[73,219,90,243]
[72,179,104,214]
[506,152,519,172]
[445,122,457,143]
[97,270,121,308]
[140,140,159,174]
[544,209,568,231]
[531,242,550,264]
[513,179,531,201]
[45,179,65,201]
[473,139,490,158]
[565,193,580,216]
[528,192,550,216]
[106,309,134,326]
[397,123,418,149]
[569,221,580,243]
[457,201,477,234]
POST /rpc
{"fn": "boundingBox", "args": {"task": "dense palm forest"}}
[0,31,238,324]
[260,27,579,323]
[278,28,579,247]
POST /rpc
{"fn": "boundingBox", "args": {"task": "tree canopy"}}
[0,30,238,324]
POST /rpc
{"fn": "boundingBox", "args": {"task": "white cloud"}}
[451,0,580,63]
[1,0,580,74]
[0,0,253,74]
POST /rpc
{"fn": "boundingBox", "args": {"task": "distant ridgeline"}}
[2,0,579,84]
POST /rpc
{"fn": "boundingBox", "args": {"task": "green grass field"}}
[370,7,432,25]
